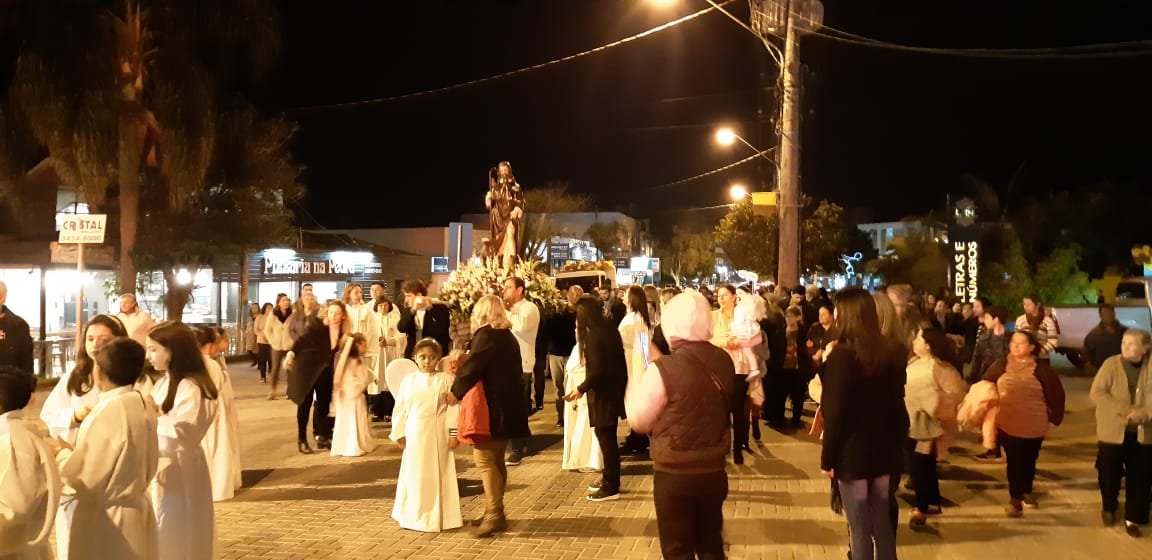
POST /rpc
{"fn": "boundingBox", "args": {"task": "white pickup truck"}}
[1050,277,1152,366]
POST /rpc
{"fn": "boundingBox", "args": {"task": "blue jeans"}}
[838,476,897,560]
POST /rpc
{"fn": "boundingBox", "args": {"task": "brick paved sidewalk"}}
[33,363,1152,559]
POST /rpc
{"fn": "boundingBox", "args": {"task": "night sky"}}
[6,1,1151,234]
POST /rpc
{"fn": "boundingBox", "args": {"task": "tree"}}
[135,104,304,320]
[585,221,625,261]
[663,226,715,286]
[714,198,775,275]
[980,227,1033,315]
[6,0,282,293]
[866,230,950,296]
[1033,244,1096,305]
[517,182,591,264]
[801,199,877,274]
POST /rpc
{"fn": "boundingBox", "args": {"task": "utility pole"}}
[750,0,822,287]
[776,2,802,287]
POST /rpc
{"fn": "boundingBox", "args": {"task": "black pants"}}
[297,366,335,441]
[1098,432,1152,524]
[594,425,622,493]
[256,343,271,380]
[999,430,1044,500]
[766,369,805,425]
[730,375,749,450]
[533,359,548,409]
[907,438,941,511]
[510,372,532,454]
[653,470,728,560]
[371,391,395,419]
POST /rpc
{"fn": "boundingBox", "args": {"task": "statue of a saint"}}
[484,161,524,267]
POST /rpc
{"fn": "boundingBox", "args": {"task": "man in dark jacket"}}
[565,296,628,501]
[399,279,452,359]
[0,282,33,375]
[1083,304,1127,373]
[626,291,735,559]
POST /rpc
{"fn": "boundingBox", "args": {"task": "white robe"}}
[331,359,375,457]
[150,376,218,560]
[57,386,160,560]
[40,369,153,559]
[389,371,461,532]
[562,349,603,472]
[201,357,241,502]
[617,311,653,387]
[371,308,406,394]
[0,411,59,560]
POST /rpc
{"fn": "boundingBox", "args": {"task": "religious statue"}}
[484,161,524,267]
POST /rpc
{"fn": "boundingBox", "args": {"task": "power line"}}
[289,1,736,113]
[810,23,1152,59]
[643,148,775,193]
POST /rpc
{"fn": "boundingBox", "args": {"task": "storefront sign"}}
[262,256,381,276]
[550,244,571,260]
[58,214,107,244]
[953,241,979,303]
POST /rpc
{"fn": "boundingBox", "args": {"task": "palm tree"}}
[8,0,280,293]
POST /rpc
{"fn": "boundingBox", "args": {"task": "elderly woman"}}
[450,295,531,538]
[1090,329,1152,536]
[982,330,1066,517]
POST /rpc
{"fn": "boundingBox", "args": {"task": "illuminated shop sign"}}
[260,250,381,276]
[953,241,978,303]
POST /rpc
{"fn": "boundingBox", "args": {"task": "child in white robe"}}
[331,333,375,457]
[390,338,462,532]
[0,365,59,560]
[561,346,602,472]
[196,327,241,502]
[56,337,160,560]
[146,322,219,560]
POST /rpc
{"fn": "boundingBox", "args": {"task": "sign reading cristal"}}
[953,241,979,303]
[58,214,108,244]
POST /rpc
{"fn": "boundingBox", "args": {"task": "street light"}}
[729,184,748,201]
[715,127,736,146]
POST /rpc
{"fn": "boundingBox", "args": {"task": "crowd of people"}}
[2,275,1151,560]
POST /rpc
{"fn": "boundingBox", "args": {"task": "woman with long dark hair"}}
[905,327,966,527]
[145,321,219,560]
[566,296,628,501]
[285,298,347,453]
[820,287,909,560]
[617,285,652,455]
[263,293,294,400]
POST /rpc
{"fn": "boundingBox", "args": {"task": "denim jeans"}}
[838,475,897,560]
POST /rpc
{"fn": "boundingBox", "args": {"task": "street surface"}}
[30,359,1152,559]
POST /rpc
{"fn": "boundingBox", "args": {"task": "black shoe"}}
[586,488,620,502]
[791,418,804,429]
[1126,522,1142,537]
[505,450,524,466]
[733,450,744,465]
[315,436,332,450]
[555,420,564,428]
[587,478,603,492]
[297,440,313,454]
[1102,510,1117,526]
[973,450,1004,463]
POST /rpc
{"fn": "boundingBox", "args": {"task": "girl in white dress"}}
[561,344,602,472]
[390,338,462,533]
[331,333,375,457]
[145,322,219,560]
[40,314,152,559]
[196,327,241,502]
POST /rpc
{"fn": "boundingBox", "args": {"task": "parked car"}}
[1050,277,1152,366]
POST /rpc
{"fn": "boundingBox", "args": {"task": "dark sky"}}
[263,0,1152,233]
[77,1,1152,232]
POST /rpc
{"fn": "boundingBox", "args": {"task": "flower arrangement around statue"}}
[438,258,562,323]
[559,260,616,273]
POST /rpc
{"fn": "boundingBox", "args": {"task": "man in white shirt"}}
[503,277,539,466]
[116,294,155,346]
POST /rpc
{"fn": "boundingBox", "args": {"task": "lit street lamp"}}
[729,184,748,201]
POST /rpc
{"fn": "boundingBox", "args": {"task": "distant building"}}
[857,219,946,256]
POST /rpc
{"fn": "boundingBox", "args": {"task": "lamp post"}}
[729,183,748,201]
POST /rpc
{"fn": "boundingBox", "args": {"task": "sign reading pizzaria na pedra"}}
[58,214,108,244]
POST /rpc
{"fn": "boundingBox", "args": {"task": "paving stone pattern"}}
[34,363,1152,559]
